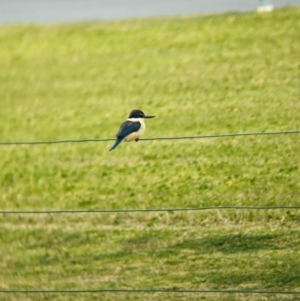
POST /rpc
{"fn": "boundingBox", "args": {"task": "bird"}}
[109,109,155,151]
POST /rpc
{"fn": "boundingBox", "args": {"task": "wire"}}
[143,130,300,141]
[1,205,299,214]
[0,288,299,294]
[0,130,299,145]
[0,138,113,145]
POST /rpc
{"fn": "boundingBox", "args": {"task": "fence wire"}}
[1,205,300,214]
[0,288,300,295]
[0,130,299,145]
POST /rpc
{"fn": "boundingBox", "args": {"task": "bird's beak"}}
[144,115,155,118]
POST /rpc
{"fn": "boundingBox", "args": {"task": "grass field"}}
[0,7,300,301]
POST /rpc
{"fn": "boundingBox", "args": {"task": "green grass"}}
[0,7,300,301]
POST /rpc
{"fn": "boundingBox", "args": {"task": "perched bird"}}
[109,109,155,151]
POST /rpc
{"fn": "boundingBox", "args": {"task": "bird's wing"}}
[116,120,141,138]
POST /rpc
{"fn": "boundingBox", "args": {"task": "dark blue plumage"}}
[109,138,123,151]
[109,120,141,151]
[116,120,142,139]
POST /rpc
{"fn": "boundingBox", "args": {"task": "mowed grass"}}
[0,7,300,301]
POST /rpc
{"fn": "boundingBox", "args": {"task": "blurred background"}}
[0,0,299,23]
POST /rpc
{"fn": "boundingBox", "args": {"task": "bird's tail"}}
[109,138,123,151]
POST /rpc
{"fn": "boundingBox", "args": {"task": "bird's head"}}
[128,109,155,119]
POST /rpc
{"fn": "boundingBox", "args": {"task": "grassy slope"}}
[0,7,300,301]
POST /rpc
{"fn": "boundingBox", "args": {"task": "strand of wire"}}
[1,205,300,214]
[0,130,299,145]
[0,288,299,294]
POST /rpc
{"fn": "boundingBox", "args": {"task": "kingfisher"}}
[109,109,155,151]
